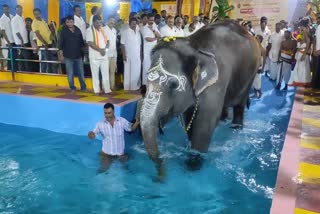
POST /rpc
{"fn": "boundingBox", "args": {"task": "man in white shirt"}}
[73,5,86,40]
[198,13,205,29]
[86,15,111,94]
[11,5,32,71]
[88,103,139,173]
[184,22,196,37]
[160,15,175,37]
[267,23,284,81]
[254,16,271,74]
[104,16,117,90]
[121,17,142,91]
[193,16,202,31]
[0,4,16,71]
[254,16,271,49]
[141,14,161,85]
[174,16,185,37]
[89,6,101,26]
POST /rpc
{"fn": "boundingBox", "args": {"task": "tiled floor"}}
[0,81,141,105]
[295,88,320,214]
[271,88,320,214]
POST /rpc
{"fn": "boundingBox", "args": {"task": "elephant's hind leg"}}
[231,105,244,129]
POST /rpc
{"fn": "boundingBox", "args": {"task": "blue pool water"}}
[0,78,295,213]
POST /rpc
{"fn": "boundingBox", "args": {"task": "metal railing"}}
[0,46,69,78]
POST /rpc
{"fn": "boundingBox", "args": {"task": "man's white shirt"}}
[160,25,175,37]
[74,15,87,40]
[0,14,14,44]
[103,25,117,58]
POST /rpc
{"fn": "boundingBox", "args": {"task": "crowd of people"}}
[1,3,320,95]
[242,15,320,98]
[0,4,210,94]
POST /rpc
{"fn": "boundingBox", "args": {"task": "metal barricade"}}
[0,46,15,80]
[12,46,61,74]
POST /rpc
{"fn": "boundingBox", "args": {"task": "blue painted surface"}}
[0,0,17,15]
[59,1,86,23]
[34,0,48,22]
[0,94,137,136]
[0,76,296,213]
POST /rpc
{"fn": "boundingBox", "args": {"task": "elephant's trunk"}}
[140,85,166,179]
[140,120,161,163]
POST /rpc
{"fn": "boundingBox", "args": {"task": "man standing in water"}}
[88,103,139,172]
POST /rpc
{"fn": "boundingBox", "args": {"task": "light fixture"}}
[106,0,117,6]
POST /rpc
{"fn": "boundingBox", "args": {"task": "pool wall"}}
[0,94,138,136]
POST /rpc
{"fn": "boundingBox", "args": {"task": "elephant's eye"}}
[167,78,179,90]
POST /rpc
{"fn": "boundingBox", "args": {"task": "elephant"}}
[140,20,261,179]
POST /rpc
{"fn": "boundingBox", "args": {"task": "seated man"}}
[88,103,139,173]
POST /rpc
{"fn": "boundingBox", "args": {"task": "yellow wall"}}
[120,2,131,22]
[48,0,59,25]
[18,0,34,19]
[0,72,93,89]
[85,2,102,23]
[152,1,175,15]
[153,0,200,18]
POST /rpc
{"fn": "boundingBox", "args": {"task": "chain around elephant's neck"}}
[185,97,199,132]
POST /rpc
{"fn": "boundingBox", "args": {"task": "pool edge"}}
[270,87,304,214]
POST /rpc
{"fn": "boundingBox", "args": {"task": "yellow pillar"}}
[18,0,34,19]
[48,0,59,25]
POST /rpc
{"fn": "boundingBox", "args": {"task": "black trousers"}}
[312,55,320,89]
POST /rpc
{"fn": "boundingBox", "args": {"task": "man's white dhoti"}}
[252,73,261,90]
[269,61,279,80]
[276,53,292,86]
[121,27,142,90]
[268,32,284,80]
[124,58,141,90]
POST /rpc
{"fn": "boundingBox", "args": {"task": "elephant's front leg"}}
[184,98,223,170]
[231,104,245,129]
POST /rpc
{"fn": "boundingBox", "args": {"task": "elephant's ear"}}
[192,50,219,97]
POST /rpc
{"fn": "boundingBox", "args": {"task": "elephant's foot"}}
[152,161,166,183]
[185,154,203,171]
[230,123,243,129]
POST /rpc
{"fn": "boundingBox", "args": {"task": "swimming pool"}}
[0,78,295,213]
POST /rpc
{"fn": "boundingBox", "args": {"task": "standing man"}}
[12,5,31,71]
[73,5,87,40]
[25,17,38,72]
[89,6,101,26]
[158,10,167,29]
[86,15,111,95]
[58,15,86,93]
[183,15,189,29]
[160,15,175,37]
[121,18,142,91]
[198,13,205,28]
[141,14,161,85]
[104,16,117,90]
[174,16,185,37]
[32,8,54,73]
[267,23,284,81]
[254,16,271,75]
[275,31,297,90]
[312,13,320,89]
[0,4,16,71]
[88,103,139,173]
